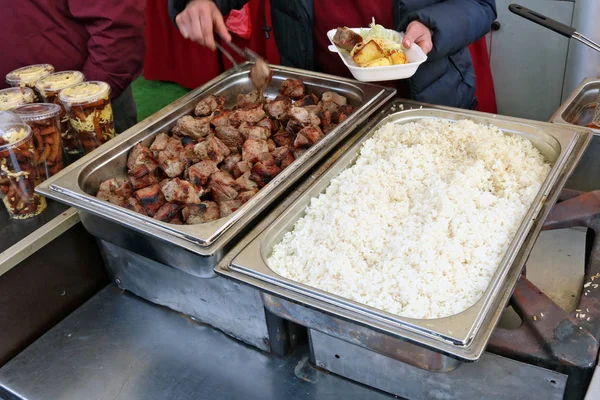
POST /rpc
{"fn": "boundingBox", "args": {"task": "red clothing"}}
[313,1,408,96]
[468,37,497,114]
[0,1,146,99]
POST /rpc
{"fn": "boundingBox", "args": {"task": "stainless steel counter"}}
[0,285,394,400]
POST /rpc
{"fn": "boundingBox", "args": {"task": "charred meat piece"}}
[294,93,319,107]
[271,147,295,169]
[319,109,336,134]
[279,78,305,100]
[289,106,320,126]
[97,178,133,206]
[237,89,265,108]
[271,129,295,147]
[245,126,271,141]
[337,104,356,123]
[158,138,185,178]
[210,109,231,128]
[321,91,348,106]
[122,197,148,215]
[172,115,211,140]
[250,162,282,188]
[127,143,158,172]
[180,142,201,167]
[237,189,259,204]
[161,178,203,204]
[332,27,363,51]
[294,126,324,149]
[154,203,183,222]
[229,104,266,127]
[129,164,158,190]
[232,160,253,179]
[182,201,221,224]
[208,171,238,202]
[215,125,244,153]
[265,96,292,120]
[150,133,170,155]
[219,199,243,218]
[169,217,184,225]
[250,59,273,91]
[256,118,279,133]
[186,160,219,187]
[195,95,221,117]
[158,178,170,190]
[135,184,166,217]
[267,138,276,152]
[221,153,242,174]
[235,171,259,192]
[242,139,269,163]
[319,101,340,115]
[255,152,276,166]
[193,135,231,164]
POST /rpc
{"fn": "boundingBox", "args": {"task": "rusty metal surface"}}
[488,189,600,400]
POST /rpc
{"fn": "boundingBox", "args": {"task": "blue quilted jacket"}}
[169,0,497,109]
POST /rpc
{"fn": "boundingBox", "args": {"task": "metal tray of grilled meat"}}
[36,63,396,278]
[551,78,600,134]
[218,100,593,369]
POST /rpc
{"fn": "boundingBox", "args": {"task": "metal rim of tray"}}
[218,99,594,363]
[551,77,600,134]
[35,63,396,257]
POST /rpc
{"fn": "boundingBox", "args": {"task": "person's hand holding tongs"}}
[176,0,272,91]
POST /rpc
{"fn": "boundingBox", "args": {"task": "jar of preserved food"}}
[6,64,55,101]
[0,111,46,219]
[35,71,86,160]
[12,103,64,181]
[59,81,115,154]
[0,87,35,111]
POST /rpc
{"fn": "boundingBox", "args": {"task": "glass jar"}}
[12,103,64,181]
[0,87,35,111]
[35,71,86,160]
[59,81,115,154]
[0,111,47,219]
[6,64,55,101]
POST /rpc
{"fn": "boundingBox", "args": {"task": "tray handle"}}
[509,4,576,39]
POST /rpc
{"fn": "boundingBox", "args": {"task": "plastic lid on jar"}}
[35,71,86,96]
[12,103,61,122]
[0,111,32,149]
[6,64,55,87]
[0,88,35,111]
[59,81,111,105]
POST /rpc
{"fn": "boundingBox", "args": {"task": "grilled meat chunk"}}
[161,178,203,204]
[150,133,170,155]
[265,96,292,120]
[180,142,201,167]
[294,93,319,107]
[321,91,348,106]
[194,95,221,117]
[237,189,259,204]
[319,100,340,115]
[250,162,282,188]
[232,160,253,178]
[235,171,259,192]
[135,184,166,217]
[96,178,133,206]
[219,199,243,218]
[242,139,269,163]
[208,171,238,202]
[182,201,220,224]
[245,126,271,141]
[221,154,242,174]
[193,135,231,164]
[250,59,273,91]
[237,89,265,107]
[172,115,211,139]
[210,109,231,127]
[272,129,295,147]
[229,104,266,126]
[271,147,295,169]
[154,203,183,222]
[186,160,219,187]
[215,125,244,153]
[158,138,186,178]
[337,104,356,123]
[332,27,363,51]
[294,126,324,149]
[279,78,305,100]
[122,197,148,215]
[289,106,320,126]
[127,143,158,172]
[256,118,279,133]
[129,164,158,190]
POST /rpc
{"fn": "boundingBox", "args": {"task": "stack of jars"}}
[1,64,119,219]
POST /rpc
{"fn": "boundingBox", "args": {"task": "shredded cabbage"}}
[360,17,404,51]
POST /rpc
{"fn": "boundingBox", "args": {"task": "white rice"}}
[267,119,551,319]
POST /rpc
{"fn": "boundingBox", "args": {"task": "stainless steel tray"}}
[551,78,600,134]
[219,100,592,367]
[36,63,395,277]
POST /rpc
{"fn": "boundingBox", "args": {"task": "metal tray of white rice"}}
[217,100,593,367]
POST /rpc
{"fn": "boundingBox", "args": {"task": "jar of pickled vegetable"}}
[6,64,55,101]
[59,81,115,154]
[12,103,64,182]
[0,87,35,111]
[0,111,46,219]
[35,71,86,160]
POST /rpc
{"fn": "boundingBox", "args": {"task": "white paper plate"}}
[327,28,427,82]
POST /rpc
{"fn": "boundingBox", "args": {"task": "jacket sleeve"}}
[168,0,250,25]
[397,0,497,62]
[68,0,146,99]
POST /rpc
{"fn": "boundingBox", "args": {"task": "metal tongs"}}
[215,34,263,70]
[509,4,600,127]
